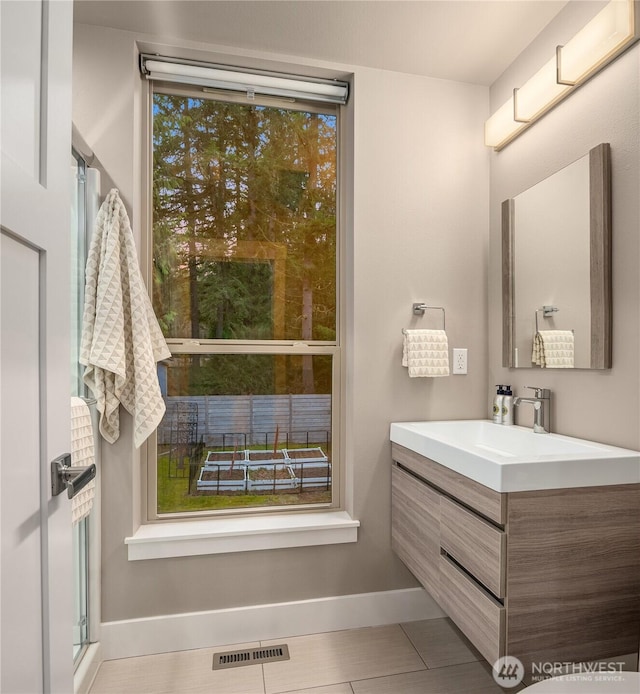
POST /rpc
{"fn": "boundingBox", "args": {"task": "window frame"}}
[141,78,345,523]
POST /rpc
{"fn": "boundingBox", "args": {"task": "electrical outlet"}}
[453,348,468,374]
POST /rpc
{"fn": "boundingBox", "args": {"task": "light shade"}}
[558,0,635,85]
[140,55,349,105]
[514,57,572,123]
[484,98,527,149]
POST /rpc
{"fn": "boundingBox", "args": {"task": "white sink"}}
[390,420,640,492]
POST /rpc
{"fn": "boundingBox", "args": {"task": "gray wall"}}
[488,1,640,449]
[73,24,489,622]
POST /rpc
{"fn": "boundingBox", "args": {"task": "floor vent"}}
[212,644,290,670]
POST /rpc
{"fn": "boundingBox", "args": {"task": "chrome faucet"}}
[513,387,551,433]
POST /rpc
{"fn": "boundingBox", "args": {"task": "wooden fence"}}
[158,394,331,448]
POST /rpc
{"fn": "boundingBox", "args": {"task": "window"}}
[148,84,340,518]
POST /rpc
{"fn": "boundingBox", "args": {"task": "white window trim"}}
[125,510,359,560]
[134,60,356,553]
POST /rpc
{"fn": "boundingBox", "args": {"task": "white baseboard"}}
[101,587,444,661]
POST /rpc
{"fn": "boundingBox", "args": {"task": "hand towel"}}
[70,397,96,525]
[532,330,574,368]
[402,329,450,377]
[80,189,172,447]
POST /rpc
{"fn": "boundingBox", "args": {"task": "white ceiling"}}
[73,0,571,86]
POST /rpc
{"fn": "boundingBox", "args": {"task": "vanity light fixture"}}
[485,0,638,150]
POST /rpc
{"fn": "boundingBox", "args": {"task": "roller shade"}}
[140,54,349,105]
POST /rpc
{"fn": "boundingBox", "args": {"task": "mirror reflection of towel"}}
[532,330,574,368]
[402,329,450,377]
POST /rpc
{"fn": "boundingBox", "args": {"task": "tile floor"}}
[89,617,514,694]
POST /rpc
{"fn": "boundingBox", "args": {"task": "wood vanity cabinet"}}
[391,442,640,673]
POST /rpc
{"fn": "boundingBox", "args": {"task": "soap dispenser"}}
[502,385,514,425]
[492,386,504,424]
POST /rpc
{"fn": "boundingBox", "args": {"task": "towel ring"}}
[535,305,558,332]
[411,303,445,330]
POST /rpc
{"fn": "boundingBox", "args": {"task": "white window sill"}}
[125,510,359,561]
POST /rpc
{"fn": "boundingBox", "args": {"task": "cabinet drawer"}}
[391,465,440,599]
[440,497,506,598]
[391,443,506,524]
[439,554,505,666]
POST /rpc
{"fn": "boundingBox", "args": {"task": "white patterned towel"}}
[71,397,96,525]
[80,189,171,447]
[402,329,450,377]
[532,330,574,368]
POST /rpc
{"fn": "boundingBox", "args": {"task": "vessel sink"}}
[390,420,640,492]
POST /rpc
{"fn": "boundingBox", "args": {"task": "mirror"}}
[502,143,611,369]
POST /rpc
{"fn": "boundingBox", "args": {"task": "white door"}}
[1,1,75,692]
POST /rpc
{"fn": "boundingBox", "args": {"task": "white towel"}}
[402,329,450,377]
[70,397,96,525]
[532,330,574,368]
[80,189,172,447]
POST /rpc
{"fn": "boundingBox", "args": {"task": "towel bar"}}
[411,303,445,329]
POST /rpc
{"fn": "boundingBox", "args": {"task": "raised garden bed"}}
[205,450,247,466]
[196,464,247,492]
[284,448,330,487]
[247,463,297,491]
[285,447,327,462]
[297,465,331,479]
[246,449,287,462]
[294,463,331,489]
